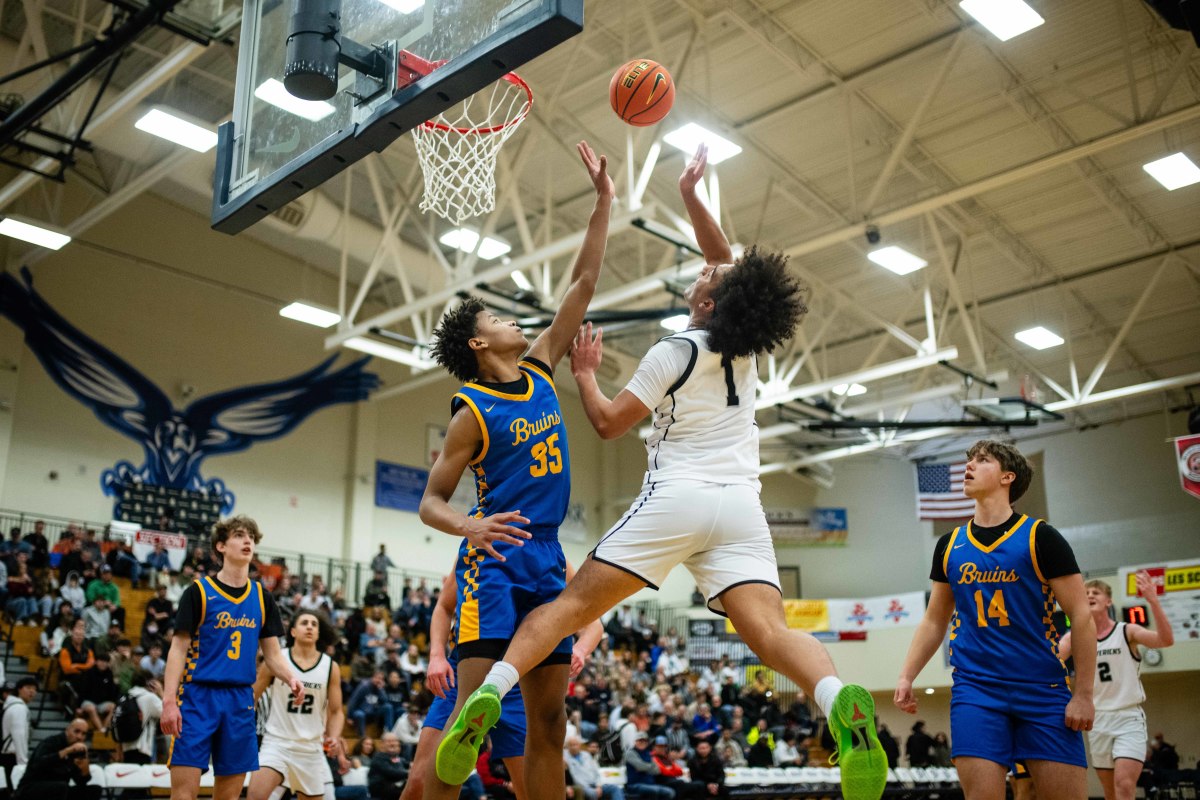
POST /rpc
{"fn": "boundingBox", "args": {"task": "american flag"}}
[916,462,975,520]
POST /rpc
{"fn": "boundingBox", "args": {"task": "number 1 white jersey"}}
[1095,622,1145,711]
[263,648,331,744]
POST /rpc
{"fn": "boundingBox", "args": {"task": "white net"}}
[411,73,532,225]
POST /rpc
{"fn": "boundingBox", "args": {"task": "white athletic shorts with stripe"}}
[1087,707,1147,769]
[259,735,333,796]
[592,480,780,614]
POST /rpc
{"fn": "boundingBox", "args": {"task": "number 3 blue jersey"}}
[944,514,1067,685]
[453,359,571,538]
[184,576,266,686]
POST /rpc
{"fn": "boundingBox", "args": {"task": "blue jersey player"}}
[895,440,1097,800]
[161,516,302,800]
[418,141,614,800]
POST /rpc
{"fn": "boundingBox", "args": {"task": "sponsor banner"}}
[131,529,188,570]
[1118,558,1200,642]
[766,507,848,546]
[1175,434,1200,501]
[826,591,926,632]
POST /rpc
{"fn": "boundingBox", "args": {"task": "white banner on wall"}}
[826,591,926,632]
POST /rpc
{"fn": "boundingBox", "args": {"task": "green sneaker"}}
[828,684,887,800]
[435,684,502,785]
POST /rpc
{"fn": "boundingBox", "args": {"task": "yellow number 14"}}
[973,589,1010,627]
[530,433,563,477]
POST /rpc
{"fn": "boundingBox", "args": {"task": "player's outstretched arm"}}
[1052,574,1095,732]
[419,407,531,562]
[527,141,615,370]
[679,143,733,266]
[1129,570,1175,649]
[895,582,955,715]
[260,635,305,704]
[426,571,457,699]
[570,323,650,439]
[160,631,192,736]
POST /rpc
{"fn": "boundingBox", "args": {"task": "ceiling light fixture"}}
[134,108,218,152]
[959,0,1044,41]
[439,228,512,260]
[344,336,433,369]
[867,245,928,275]
[1014,326,1064,350]
[832,383,867,397]
[279,301,341,328]
[255,78,336,121]
[0,216,71,250]
[1142,153,1200,191]
[663,123,743,164]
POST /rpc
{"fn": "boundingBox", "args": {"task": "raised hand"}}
[679,143,709,195]
[570,323,604,378]
[578,141,615,198]
[462,510,531,562]
[1135,570,1159,603]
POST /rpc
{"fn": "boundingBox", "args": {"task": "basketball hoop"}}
[410,69,533,225]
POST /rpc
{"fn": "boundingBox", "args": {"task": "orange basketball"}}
[609,59,675,127]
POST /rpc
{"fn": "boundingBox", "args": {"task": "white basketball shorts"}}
[259,736,333,796]
[592,480,780,614]
[1088,707,1147,769]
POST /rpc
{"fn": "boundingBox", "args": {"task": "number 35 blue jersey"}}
[453,359,570,539]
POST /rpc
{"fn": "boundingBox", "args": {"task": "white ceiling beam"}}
[755,347,958,410]
[1046,370,1200,412]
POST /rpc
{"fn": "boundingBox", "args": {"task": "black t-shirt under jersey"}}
[174,576,284,638]
[929,512,1079,583]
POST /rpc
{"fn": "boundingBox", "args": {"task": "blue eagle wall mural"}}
[0,267,380,518]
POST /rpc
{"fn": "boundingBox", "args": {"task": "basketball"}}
[610,59,675,127]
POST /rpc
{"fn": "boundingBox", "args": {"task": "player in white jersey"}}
[1058,572,1174,800]
[249,612,347,800]
[446,144,888,800]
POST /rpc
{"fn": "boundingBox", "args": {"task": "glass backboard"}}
[212,0,583,234]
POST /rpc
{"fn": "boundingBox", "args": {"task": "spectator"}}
[0,552,8,609]
[1,677,38,774]
[59,620,95,689]
[1150,733,1179,770]
[58,572,86,615]
[370,545,395,574]
[142,583,174,642]
[367,732,408,800]
[348,671,394,737]
[392,706,422,760]
[351,736,375,769]
[382,672,410,736]
[687,741,729,800]
[42,606,77,657]
[566,735,624,800]
[82,598,112,641]
[877,722,900,769]
[624,731,674,800]
[651,736,704,800]
[476,740,514,800]
[108,638,136,692]
[931,732,952,768]
[165,565,194,605]
[139,640,167,681]
[6,558,38,624]
[691,704,719,746]
[105,539,142,587]
[85,566,124,628]
[141,543,172,588]
[27,520,50,570]
[397,644,426,685]
[362,569,391,611]
[772,730,803,767]
[12,718,100,800]
[115,670,163,764]
[299,581,334,618]
[75,651,118,733]
[714,729,746,769]
[906,721,933,768]
[80,530,101,564]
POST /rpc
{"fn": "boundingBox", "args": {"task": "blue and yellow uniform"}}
[938,513,1085,769]
[169,576,272,775]
[451,357,573,663]
[425,647,528,757]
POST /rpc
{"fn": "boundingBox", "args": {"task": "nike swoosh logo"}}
[484,404,496,412]
[647,73,666,104]
[953,544,965,549]
[115,771,137,778]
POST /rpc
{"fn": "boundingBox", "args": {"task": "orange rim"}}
[420,72,533,135]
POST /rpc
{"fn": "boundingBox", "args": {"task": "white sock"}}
[484,661,520,698]
[814,676,845,719]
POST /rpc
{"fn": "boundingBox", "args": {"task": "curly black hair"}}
[706,247,807,360]
[429,295,486,383]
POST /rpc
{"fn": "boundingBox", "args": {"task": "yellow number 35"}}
[530,433,563,477]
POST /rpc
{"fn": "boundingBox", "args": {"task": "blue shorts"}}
[456,536,573,663]
[169,682,258,775]
[425,667,527,759]
[950,671,1086,769]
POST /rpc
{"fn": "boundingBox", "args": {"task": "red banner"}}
[1176,434,1200,501]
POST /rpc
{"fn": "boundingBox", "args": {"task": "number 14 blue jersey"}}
[453,359,570,539]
